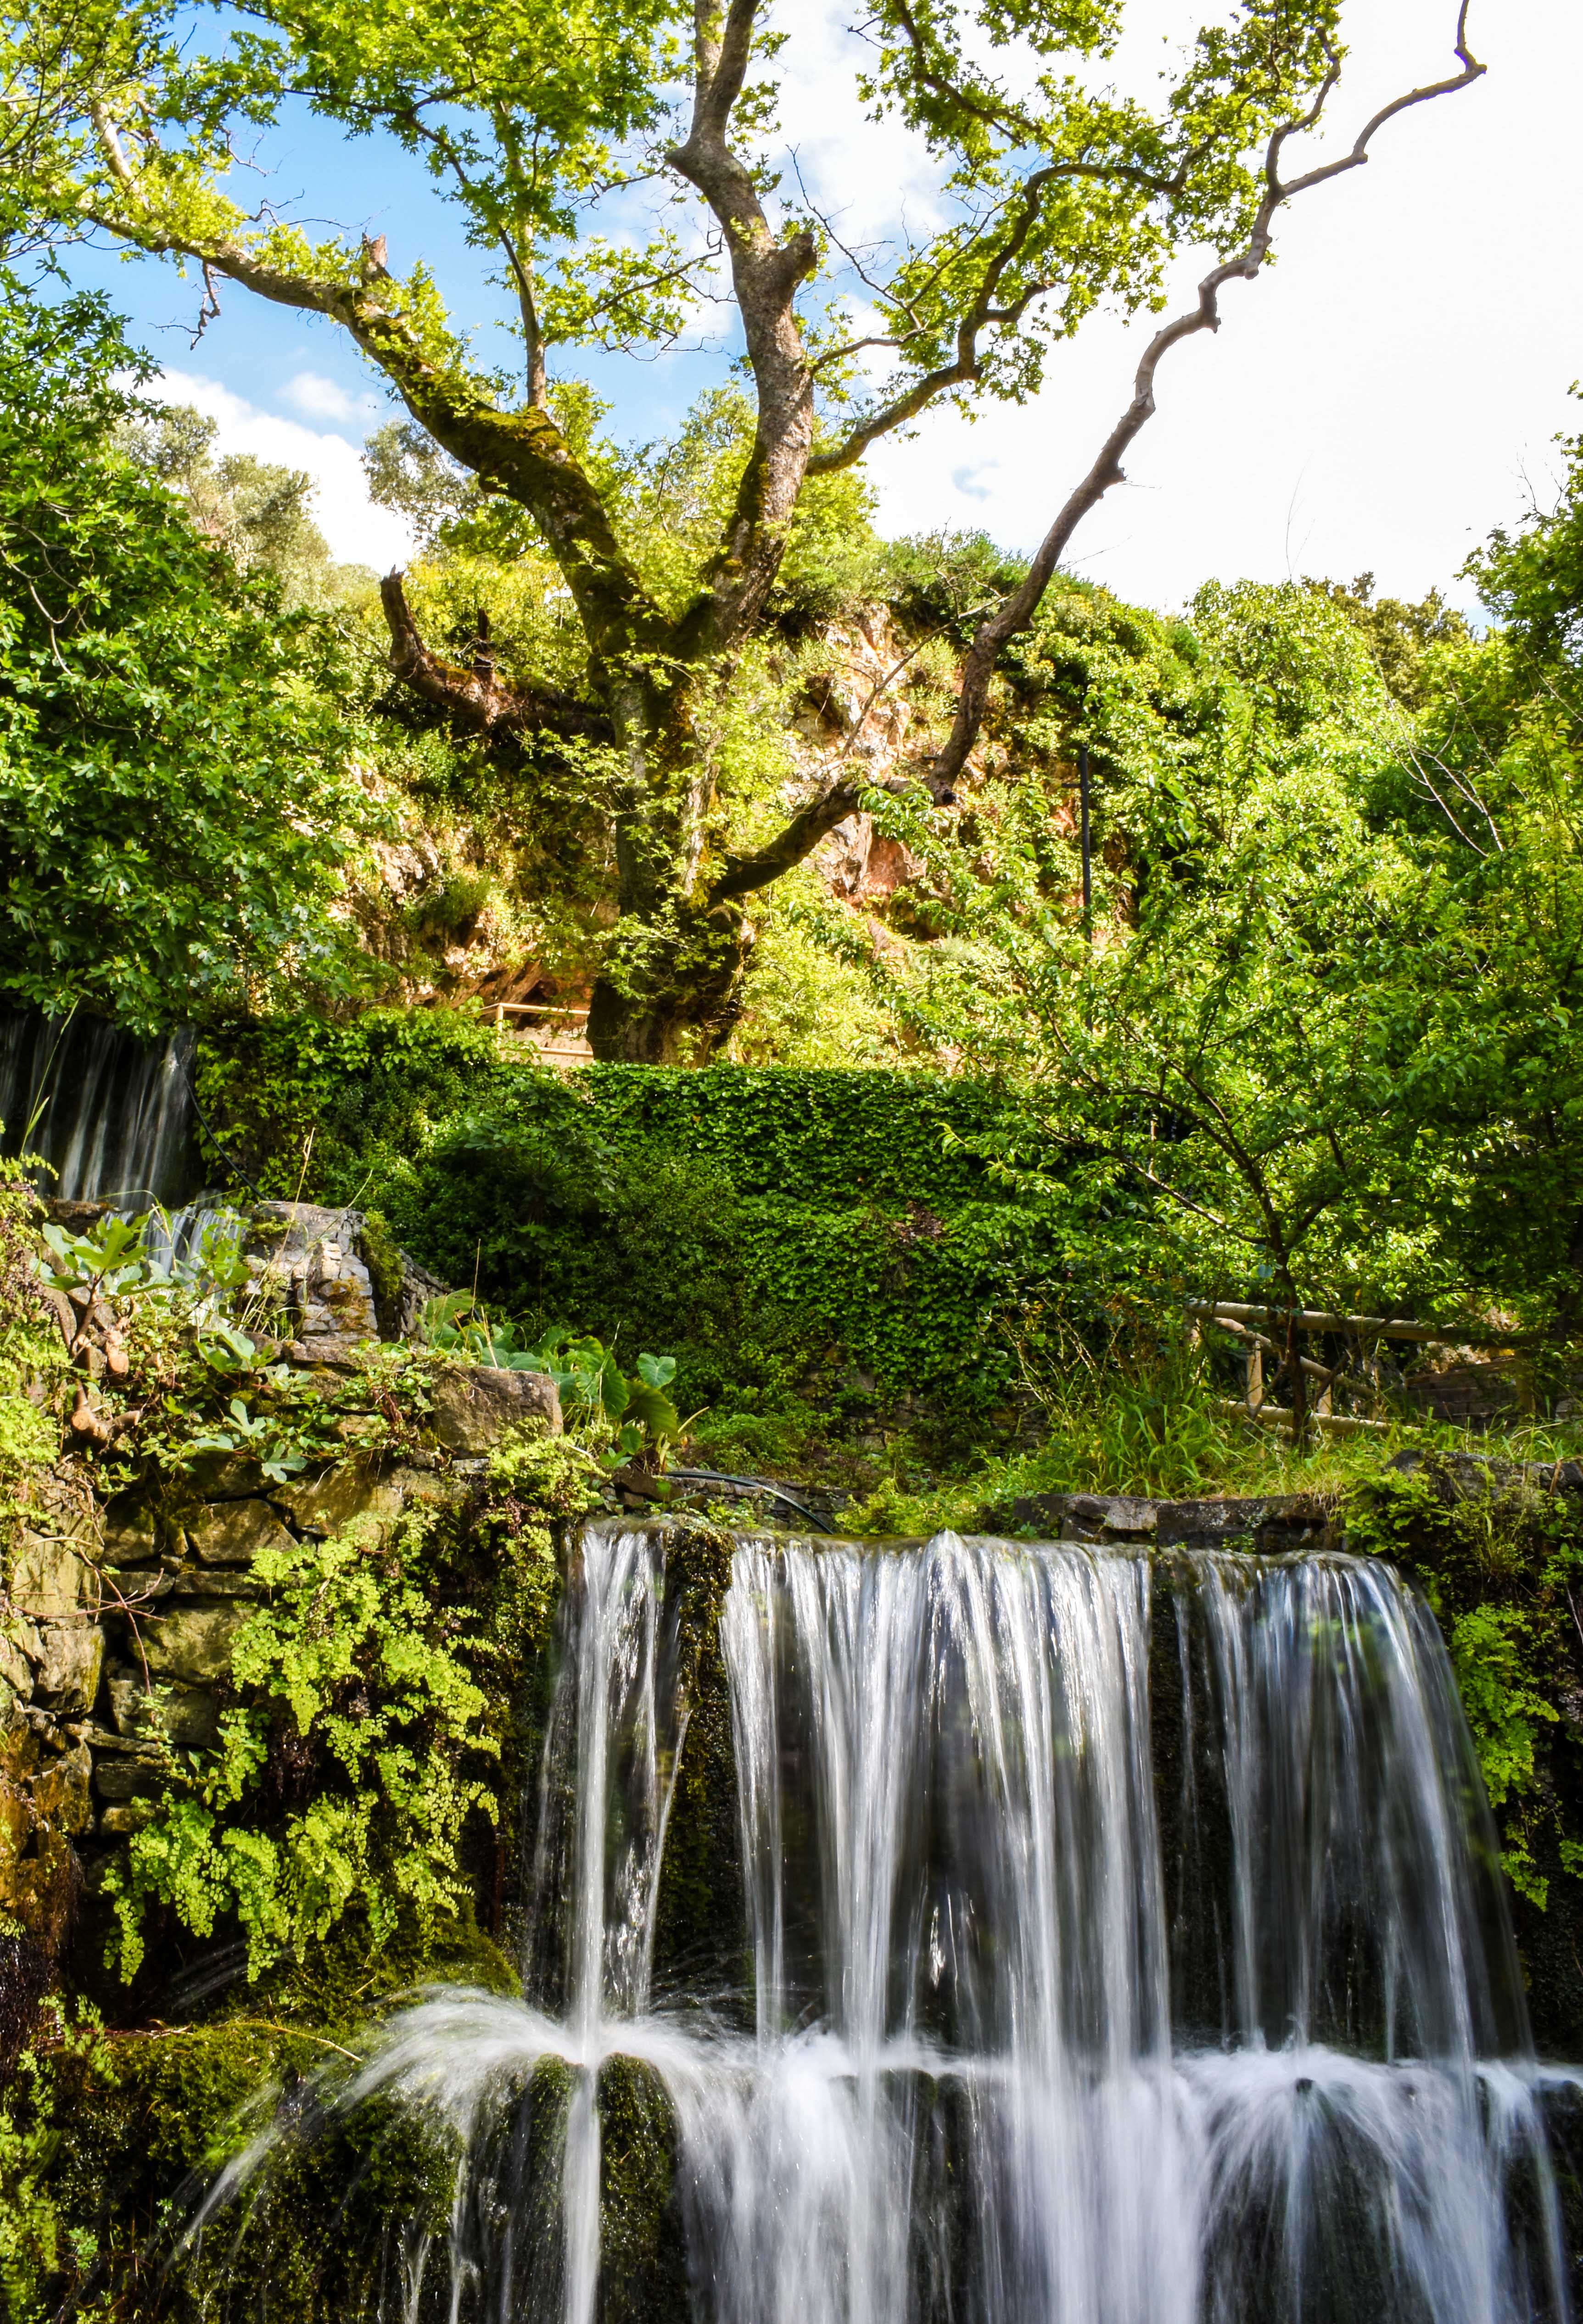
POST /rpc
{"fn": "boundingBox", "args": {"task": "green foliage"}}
[0,279,377,1033]
[0,2003,109,2319]
[29,1204,351,1490]
[106,1507,502,1981]
[196,1028,1069,1432]
[3,0,1415,1053]
[1347,1455,1583,1907]
[0,1158,58,1504]
[122,400,377,610]
[421,1299,682,1457]
[1303,570,1472,711]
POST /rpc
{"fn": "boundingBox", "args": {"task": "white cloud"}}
[284,369,381,425]
[150,369,414,570]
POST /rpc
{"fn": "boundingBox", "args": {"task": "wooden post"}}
[1286,1309,1308,1447]
[1245,1343,1264,1414]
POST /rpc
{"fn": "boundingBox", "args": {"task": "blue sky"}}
[59,0,1583,614]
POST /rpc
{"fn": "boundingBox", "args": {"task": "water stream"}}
[202,1523,1580,2322]
[0,1005,197,1206]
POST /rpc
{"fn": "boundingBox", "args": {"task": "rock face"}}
[244,1201,382,1362]
[185,1498,294,1565]
[0,1369,561,1940]
[983,1488,1339,1556]
[429,1362,563,1453]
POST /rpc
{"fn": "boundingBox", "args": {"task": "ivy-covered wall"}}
[197,1016,1076,1441]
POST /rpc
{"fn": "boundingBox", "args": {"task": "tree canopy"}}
[0,282,373,1033]
[0,0,1485,1055]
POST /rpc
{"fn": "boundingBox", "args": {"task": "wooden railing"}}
[1186,1298,1533,1435]
[490,1000,593,1069]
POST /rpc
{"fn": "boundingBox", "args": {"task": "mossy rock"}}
[597,2053,688,2324]
[650,1519,749,2014]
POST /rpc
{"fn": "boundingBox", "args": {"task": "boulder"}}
[429,1363,562,1453]
[185,1497,294,1567]
[1154,1494,1335,1553]
[983,1492,1158,1542]
[276,1455,408,1537]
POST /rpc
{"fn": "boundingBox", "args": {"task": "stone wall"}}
[0,1200,558,1958]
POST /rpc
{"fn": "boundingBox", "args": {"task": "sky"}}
[64,0,1583,618]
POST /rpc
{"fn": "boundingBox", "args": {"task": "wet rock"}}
[1154,1495,1336,1553]
[31,1741,91,1837]
[984,1492,1158,1542]
[429,1362,561,1452]
[185,1497,294,1567]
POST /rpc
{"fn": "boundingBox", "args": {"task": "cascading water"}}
[201,1524,1581,2323]
[0,1005,198,1205]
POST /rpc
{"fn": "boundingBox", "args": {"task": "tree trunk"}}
[586,901,750,1064]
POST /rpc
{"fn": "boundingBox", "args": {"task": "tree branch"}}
[664,0,818,656]
[708,778,871,904]
[78,135,663,676]
[925,4,1486,799]
[807,158,1184,477]
[380,571,611,743]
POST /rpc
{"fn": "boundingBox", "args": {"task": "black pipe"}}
[664,1468,837,1534]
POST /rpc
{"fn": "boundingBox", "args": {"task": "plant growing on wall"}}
[5,0,1483,1056]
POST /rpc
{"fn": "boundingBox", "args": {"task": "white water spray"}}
[206,1524,1579,2323]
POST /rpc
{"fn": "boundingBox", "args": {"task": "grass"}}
[722,1346,1583,1540]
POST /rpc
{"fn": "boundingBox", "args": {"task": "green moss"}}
[356,1211,408,1341]
[1345,1452,1583,2052]
[651,1519,748,2011]
[596,2055,688,2324]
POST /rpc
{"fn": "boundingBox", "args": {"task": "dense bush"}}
[0,282,375,1034]
[198,1020,1077,1432]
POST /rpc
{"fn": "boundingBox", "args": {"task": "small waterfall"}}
[0,1006,198,1206]
[201,1528,1580,2323]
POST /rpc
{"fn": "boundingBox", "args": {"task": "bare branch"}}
[926,8,1487,799]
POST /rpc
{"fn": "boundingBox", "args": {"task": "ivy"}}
[196,1027,1080,1433]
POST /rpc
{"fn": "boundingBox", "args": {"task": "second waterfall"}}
[223,1522,1577,2323]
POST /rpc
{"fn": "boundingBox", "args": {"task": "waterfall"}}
[202,1525,1579,2323]
[0,1005,197,1206]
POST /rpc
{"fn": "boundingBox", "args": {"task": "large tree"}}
[7,0,1483,1056]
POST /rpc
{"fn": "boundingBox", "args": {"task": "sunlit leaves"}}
[0,281,374,1032]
